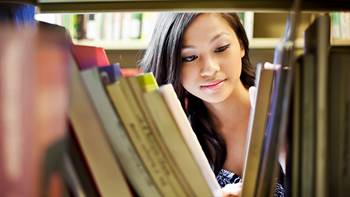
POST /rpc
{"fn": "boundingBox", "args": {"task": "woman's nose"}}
[200,57,220,77]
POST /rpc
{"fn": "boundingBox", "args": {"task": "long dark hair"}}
[139,13,255,175]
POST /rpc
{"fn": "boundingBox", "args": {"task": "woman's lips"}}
[200,79,226,89]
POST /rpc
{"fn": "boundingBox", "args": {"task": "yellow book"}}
[128,73,193,196]
[106,77,187,197]
[143,84,222,197]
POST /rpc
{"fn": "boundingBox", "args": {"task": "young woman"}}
[140,13,285,196]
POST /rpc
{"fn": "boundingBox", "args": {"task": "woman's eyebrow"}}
[182,32,230,49]
[210,32,230,43]
[182,45,195,49]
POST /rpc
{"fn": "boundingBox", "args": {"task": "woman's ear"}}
[239,40,245,58]
[240,47,245,58]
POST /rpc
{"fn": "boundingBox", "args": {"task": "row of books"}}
[0,17,301,197]
[35,12,159,42]
[68,44,223,196]
[0,18,297,197]
[1,21,273,197]
[330,12,350,39]
[2,13,349,197]
[0,22,222,196]
[291,15,350,197]
[242,14,350,197]
[35,12,254,44]
[69,44,289,197]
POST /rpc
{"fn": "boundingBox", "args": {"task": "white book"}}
[241,62,278,197]
[158,84,222,197]
[143,88,220,197]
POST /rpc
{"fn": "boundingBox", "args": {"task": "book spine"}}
[158,85,222,196]
[69,64,132,197]
[143,90,214,197]
[301,54,315,197]
[127,76,194,196]
[107,79,187,197]
[242,63,274,197]
[328,47,350,196]
[291,57,302,197]
[315,16,330,197]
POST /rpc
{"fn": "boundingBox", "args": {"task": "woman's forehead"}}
[182,14,236,45]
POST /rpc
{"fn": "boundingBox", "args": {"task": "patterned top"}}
[216,169,285,197]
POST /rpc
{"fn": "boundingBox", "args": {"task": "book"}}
[127,74,194,196]
[300,53,316,197]
[143,83,222,197]
[0,25,70,197]
[291,56,303,197]
[66,123,99,197]
[68,59,132,197]
[98,63,122,84]
[241,62,278,197]
[71,44,110,70]
[157,84,222,197]
[120,67,140,77]
[304,15,330,197]
[80,68,161,197]
[255,6,299,195]
[106,77,188,196]
[328,46,350,196]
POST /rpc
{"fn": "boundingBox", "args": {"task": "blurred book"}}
[0,24,69,196]
[328,46,350,197]
[330,12,350,40]
[304,15,330,197]
[65,124,99,197]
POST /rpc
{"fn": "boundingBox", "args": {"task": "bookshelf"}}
[37,0,350,12]
[34,10,349,68]
[73,39,149,50]
[34,11,315,68]
[332,38,350,45]
[2,1,350,197]
[74,38,304,50]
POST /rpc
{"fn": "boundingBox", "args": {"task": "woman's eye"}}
[182,55,198,62]
[214,44,230,53]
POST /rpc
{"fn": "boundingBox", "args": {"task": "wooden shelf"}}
[37,0,350,13]
[73,39,150,50]
[74,37,305,50]
[331,38,350,46]
[250,38,304,49]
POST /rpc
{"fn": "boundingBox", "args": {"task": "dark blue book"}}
[98,63,122,85]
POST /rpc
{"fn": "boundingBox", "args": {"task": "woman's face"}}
[180,14,245,104]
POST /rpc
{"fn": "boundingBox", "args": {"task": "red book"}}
[120,68,140,77]
[71,45,110,70]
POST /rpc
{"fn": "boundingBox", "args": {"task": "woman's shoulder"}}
[216,169,242,187]
[216,167,286,197]
[248,86,257,108]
